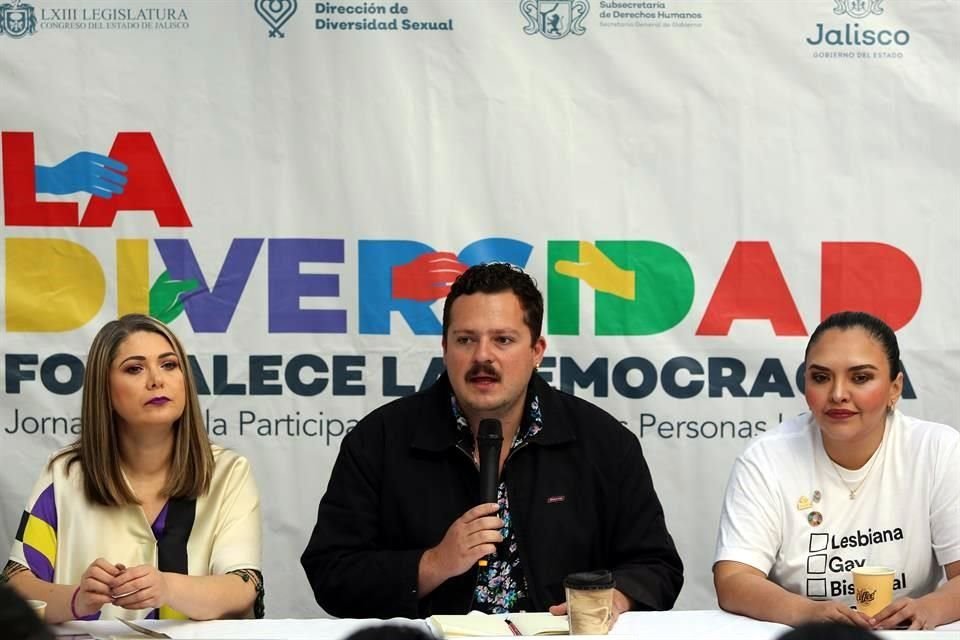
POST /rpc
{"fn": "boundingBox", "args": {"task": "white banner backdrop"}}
[1,0,957,618]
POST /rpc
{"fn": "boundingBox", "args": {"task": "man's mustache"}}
[466,364,500,381]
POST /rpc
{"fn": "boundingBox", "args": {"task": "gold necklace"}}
[826,440,884,500]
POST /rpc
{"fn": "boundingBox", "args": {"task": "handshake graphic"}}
[391,241,635,303]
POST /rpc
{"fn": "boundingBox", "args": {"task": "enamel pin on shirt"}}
[797,495,813,510]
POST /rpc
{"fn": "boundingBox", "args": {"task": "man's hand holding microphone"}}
[417,420,503,597]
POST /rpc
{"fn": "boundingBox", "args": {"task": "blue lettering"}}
[268,238,346,333]
[332,355,365,395]
[661,356,703,398]
[612,357,657,399]
[156,238,263,333]
[4,354,37,393]
[708,357,747,398]
[749,358,794,397]
[560,356,608,396]
[40,354,83,395]
[284,354,328,396]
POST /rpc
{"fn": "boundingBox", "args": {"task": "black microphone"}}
[476,418,502,567]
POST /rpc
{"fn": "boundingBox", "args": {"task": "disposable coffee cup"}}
[26,599,47,620]
[564,570,615,635]
[852,566,894,617]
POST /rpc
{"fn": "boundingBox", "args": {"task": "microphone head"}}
[477,418,503,443]
[477,419,503,506]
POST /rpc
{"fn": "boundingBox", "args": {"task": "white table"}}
[51,611,960,639]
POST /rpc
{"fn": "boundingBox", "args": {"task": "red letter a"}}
[81,133,191,227]
[697,241,806,336]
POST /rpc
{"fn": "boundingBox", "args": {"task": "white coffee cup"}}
[26,599,47,620]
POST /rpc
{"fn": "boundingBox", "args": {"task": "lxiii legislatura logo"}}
[807,0,909,58]
[521,0,589,39]
[0,1,190,34]
[0,0,37,38]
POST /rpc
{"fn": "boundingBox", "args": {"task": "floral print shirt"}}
[450,394,543,613]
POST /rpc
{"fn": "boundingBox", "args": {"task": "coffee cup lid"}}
[564,570,615,590]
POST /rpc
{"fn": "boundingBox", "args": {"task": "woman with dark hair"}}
[3,315,263,623]
[714,311,959,630]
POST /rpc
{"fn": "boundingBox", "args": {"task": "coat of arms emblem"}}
[520,0,589,39]
[0,0,37,38]
[833,0,884,19]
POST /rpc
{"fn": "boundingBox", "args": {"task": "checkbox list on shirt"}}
[809,533,829,553]
[807,554,827,574]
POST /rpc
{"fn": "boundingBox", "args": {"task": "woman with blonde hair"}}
[2,315,262,623]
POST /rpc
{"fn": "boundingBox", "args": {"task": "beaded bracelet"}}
[70,585,82,620]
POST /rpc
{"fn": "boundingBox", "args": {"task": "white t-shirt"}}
[714,410,960,605]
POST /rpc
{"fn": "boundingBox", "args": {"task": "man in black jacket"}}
[302,263,683,618]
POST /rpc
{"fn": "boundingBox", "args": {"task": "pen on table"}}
[504,618,522,636]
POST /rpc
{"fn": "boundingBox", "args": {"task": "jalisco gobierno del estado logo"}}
[255,0,297,38]
[521,0,589,39]
[834,0,884,19]
[807,0,910,47]
[0,0,37,38]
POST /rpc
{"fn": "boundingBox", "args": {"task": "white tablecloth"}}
[51,611,960,640]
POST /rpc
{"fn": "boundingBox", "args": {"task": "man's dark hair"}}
[442,263,544,344]
[344,624,433,640]
[805,311,901,380]
[0,585,54,640]
[777,622,880,640]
